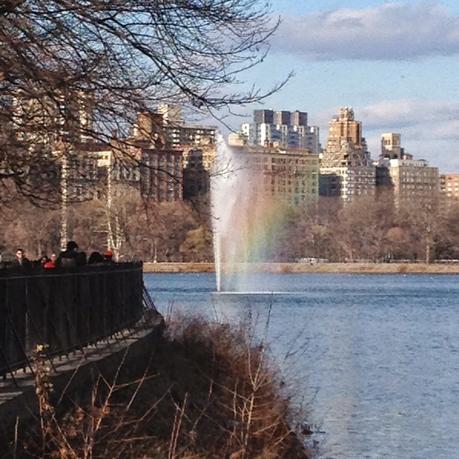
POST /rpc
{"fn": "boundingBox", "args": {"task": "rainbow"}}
[212,139,298,292]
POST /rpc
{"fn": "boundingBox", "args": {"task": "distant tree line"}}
[0,186,213,263]
[2,189,458,264]
[273,193,459,263]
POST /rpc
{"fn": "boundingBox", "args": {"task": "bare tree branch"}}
[0,0,286,200]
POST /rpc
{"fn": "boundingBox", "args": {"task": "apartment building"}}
[320,107,375,201]
[388,159,439,208]
[240,109,321,154]
[440,173,459,207]
[233,145,320,206]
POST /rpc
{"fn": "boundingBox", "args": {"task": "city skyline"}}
[219,1,459,172]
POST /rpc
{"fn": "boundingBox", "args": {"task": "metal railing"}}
[0,262,144,381]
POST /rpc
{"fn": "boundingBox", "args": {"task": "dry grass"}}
[16,315,310,458]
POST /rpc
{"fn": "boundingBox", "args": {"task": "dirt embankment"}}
[144,262,459,274]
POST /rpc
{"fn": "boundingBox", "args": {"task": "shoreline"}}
[143,262,459,274]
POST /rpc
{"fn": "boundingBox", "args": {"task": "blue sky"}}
[225,0,459,172]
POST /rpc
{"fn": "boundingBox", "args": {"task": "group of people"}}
[8,241,115,272]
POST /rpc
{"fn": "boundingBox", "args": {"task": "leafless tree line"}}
[277,193,459,263]
[0,185,213,262]
[2,188,459,263]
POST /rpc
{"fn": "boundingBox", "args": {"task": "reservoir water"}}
[145,273,459,458]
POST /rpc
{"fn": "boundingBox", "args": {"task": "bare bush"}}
[18,316,309,458]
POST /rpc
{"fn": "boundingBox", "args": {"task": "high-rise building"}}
[377,133,410,193]
[163,123,217,150]
[132,112,165,147]
[232,145,319,206]
[130,112,184,201]
[320,107,375,201]
[376,133,438,207]
[156,104,217,150]
[131,108,218,201]
[381,133,401,159]
[325,107,366,157]
[151,107,217,199]
[380,133,412,160]
[253,109,274,124]
[387,159,439,208]
[71,112,184,203]
[182,148,210,199]
[8,90,95,202]
[138,147,184,202]
[240,109,321,154]
[12,90,93,146]
[290,110,308,127]
[440,173,459,207]
[158,104,183,124]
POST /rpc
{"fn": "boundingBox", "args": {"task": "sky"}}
[225,0,459,172]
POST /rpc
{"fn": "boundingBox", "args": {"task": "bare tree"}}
[435,203,459,259]
[396,199,445,263]
[331,195,395,261]
[0,0,286,200]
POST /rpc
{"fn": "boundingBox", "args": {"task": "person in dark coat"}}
[57,241,80,268]
[35,253,49,268]
[12,248,32,271]
[76,250,87,266]
[88,251,104,264]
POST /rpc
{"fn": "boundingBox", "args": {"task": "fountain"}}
[211,138,247,292]
[211,139,285,293]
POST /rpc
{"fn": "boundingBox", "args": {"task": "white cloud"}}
[275,2,459,60]
[359,99,459,129]
[360,100,459,170]
[429,120,459,140]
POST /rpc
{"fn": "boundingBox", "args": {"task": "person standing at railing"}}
[43,253,57,270]
[35,253,50,268]
[11,248,32,271]
[57,241,87,268]
[103,250,115,264]
[57,241,78,268]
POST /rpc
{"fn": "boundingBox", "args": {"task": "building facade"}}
[387,159,439,208]
[154,105,217,199]
[376,133,439,207]
[129,112,184,201]
[319,166,377,200]
[440,173,459,207]
[320,107,375,201]
[233,145,319,206]
[156,104,217,150]
[138,147,183,202]
[182,148,210,199]
[164,123,217,150]
[380,132,412,160]
[240,109,321,154]
[67,112,184,203]
[12,90,93,147]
